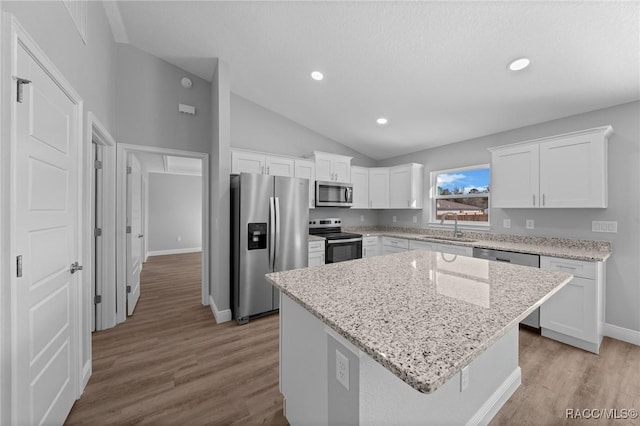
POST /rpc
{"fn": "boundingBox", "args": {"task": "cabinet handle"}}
[267,166,270,174]
[261,166,264,174]
[363,247,367,257]
[533,194,536,206]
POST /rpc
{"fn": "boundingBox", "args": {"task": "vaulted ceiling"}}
[110,1,640,160]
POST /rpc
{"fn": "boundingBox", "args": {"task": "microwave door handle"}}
[269,197,275,270]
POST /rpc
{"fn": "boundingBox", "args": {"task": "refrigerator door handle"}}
[269,196,276,270]
[274,196,281,271]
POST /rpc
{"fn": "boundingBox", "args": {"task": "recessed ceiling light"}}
[508,58,530,71]
[376,117,388,125]
[310,71,324,81]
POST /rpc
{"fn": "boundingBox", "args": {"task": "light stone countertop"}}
[348,227,611,262]
[266,250,572,394]
[307,235,326,242]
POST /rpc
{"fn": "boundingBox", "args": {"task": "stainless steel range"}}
[309,218,362,263]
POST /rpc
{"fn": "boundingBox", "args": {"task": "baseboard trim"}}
[603,323,640,346]
[466,367,521,426]
[147,247,202,256]
[209,295,232,324]
[80,360,91,395]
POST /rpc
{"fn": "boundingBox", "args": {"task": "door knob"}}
[70,262,83,274]
[138,234,144,238]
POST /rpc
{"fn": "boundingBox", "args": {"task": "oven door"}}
[316,181,353,207]
[325,238,362,264]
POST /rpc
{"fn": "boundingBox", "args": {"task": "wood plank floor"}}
[67,252,640,425]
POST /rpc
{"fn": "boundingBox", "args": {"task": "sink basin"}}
[419,235,477,243]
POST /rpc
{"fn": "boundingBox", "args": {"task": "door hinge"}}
[94,295,102,304]
[126,225,132,234]
[94,227,102,237]
[126,166,132,174]
[94,160,103,170]
[126,285,132,294]
[16,255,22,277]
[15,77,32,103]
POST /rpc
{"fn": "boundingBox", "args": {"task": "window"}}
[431,164,490,225]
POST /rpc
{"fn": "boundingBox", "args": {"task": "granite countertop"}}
[347,227,611,262]
[308,235,326,242]
[266,251,572,394]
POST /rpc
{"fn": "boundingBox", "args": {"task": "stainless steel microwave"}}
[315,181,353,207]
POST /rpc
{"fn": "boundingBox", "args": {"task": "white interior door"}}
[126,155,143,315]
[13,43,79,425]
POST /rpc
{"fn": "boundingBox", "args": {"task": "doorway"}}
[115,144,210,325]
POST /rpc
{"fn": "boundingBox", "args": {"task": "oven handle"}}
[327,238,362,244]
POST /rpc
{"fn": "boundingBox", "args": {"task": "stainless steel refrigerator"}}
[231,173,309,324]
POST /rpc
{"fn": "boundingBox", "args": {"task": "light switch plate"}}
[526,220,534,229]
[503,219,511,229]
[392,216,397,223]
[360,215,364,222]
[592,220,618,233]
[413,216,417,223]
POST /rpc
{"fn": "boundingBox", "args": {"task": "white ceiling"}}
[113,1,640,160]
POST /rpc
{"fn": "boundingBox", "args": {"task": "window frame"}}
[429,163,491,228]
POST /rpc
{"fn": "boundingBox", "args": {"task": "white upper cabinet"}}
[294,159,315,209]
[490,126,612,209]
[231,150,265,175]
[369,167,390,209]
[266,156,295,177]
[350,166,370,209]
[491,144,540,208]
[313,151,352,182]
[389,163,424,209]
[231,149,294,177]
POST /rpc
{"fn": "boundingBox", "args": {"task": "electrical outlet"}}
[503,219,511,229]
[460,365,469,391]
[392,216,397,223]
[413,216,417,224]
[526,219,534,229]
[336,349,349,390]
[592,221,618,233]
[177,236,182,242]
[360,215,364,222]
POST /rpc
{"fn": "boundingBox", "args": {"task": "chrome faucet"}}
[440,212,463,238]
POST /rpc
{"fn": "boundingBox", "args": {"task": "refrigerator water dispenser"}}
[247,223,267,250]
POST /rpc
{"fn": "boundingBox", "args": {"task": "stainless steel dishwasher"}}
[473,247,541,328]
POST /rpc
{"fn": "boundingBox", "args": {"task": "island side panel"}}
[359,326,521,425]
[280,294,328,425]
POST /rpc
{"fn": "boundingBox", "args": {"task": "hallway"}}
[66,253,285,425]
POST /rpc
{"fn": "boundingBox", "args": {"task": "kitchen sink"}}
[419,235,477,243]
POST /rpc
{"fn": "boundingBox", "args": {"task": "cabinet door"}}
[389,165,411,208]
[333,157,351,182]
[436,243,473,257]
[539,134,607,208]
[295,160,316,209]
[369,168,390,208]
[491,144,539,208]
[231,151,265,174]
[383,246,407,254]
[409,240,438,251]
[308,251,325,266]
[540,276,596,342]
[314,154,333,182]
[266,156,295,177]
[350,166,369,209]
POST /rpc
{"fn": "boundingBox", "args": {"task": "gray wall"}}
[115,44,212,154]
[148,173,202,252]
[210,60,232,317]
[231,93,377,167]
[378,101,640,333]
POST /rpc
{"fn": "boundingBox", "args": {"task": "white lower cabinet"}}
[540,256,604,354]
[409,240,438,251]
[362,236,380,258]
[436,244,473,257]
[308,240,325,266]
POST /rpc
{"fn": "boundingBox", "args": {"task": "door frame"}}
[116,143,210,324]
[0,13,86,422]
[86,112,117,331]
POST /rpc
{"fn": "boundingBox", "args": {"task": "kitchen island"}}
[266,250,573,425]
